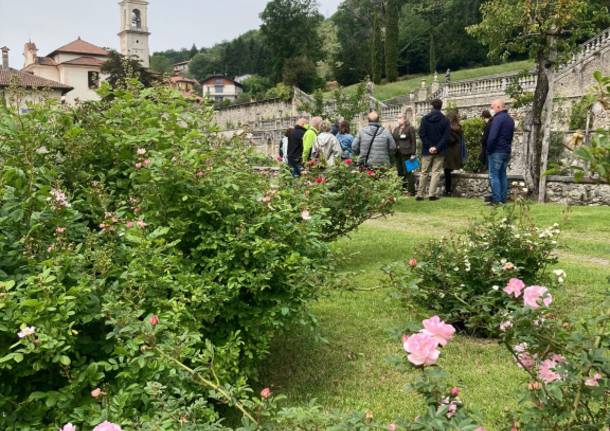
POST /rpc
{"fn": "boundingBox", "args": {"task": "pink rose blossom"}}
[18,326,36,338]
[260,387,272,399]
[446,402,458,418]
[126,221,134,229]
[143,159,151,167]
[585,372,602,387]
[56,227,66,234]
[92,421,122,431]
[403,333,440,366]
[450,386,461,397]
[196,171,205,178]
[344,159,353,166]
[514,343,535,369]
[91,388,102,398]
[523,285,552,309]
[503,262,515,270]
[150,315,159,326]
[135,162,143,170]
[60,423,77,431]
[538,358,562,383]
[503,278,525,298]
[136,220,147,229]
[387,424,398,431]
[408,258,417,267]
[499,320,513,331]
[475,428,487,431]
[421,315,455,346]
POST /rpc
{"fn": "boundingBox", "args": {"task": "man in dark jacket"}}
[286,117,308,177]
[487,99,515,204]
[417,99,450,201]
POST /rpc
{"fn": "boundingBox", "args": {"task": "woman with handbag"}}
[392,113,417,195]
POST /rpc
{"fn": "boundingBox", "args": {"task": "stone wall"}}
[439,173,610,205]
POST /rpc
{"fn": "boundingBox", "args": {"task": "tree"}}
[384,0,400,82]
[260,0,324,82]
[468,0,609,201]
[282,56,323,93]
[371,2,384,83]
[101,51,157,88]
[150,53,173,75]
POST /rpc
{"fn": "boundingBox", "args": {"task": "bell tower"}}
[118,0,150,68]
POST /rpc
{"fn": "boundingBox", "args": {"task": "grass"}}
[337,60,534,101]
[259,198,610,430]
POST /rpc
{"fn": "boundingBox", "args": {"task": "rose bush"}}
[386,204,560,336]
[0,80,398,430]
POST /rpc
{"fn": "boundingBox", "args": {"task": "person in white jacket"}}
[312,120,342,167]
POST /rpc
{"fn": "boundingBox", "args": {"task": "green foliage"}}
[569,94,596,130]
[260,0,324,82]
[462,117,485,173]
[384,0,400,82]
[281,56,324,93]
[149,53,173,75]
[0,81,401,429]
[387,204,560,337]
[333,82,369,124]
[100,51,158,88]
[371,5,384,84]
[505,70,536,109]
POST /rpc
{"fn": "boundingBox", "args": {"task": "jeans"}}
[417,155,445,198]
[288,161,303,177]
[488,152,511,203]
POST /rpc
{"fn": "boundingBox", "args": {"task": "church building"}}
[20,0,150,104]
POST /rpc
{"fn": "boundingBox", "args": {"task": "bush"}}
[462,118,485,173]
[387,204,559,337]
[0,81,397,430]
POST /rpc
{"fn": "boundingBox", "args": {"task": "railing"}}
[557,28,610,74]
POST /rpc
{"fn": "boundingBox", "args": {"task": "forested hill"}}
[150,0,609,101]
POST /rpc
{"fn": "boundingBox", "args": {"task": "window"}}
[214,85,224,94]
[88,71,100,89]
[132,9,142,28]
[215,79,223,85]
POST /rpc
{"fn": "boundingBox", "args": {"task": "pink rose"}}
[143,159,151,167]
[421,315,455,346]
[514,343,535,369]
[61,424,77,431]
[126,221,134,229]
[503,278,525,298]
[344,159,353,166]
[408,258,417,267]
[135,162,143,170]
[387,424,398,431]
[475,428,487,431]
[503,262,515,270]
[56,227,66,234]
[538,358,562,383]
[403,333,440,366]
[136,220,147,229]
[92,421,122,431]
[91,388,102,398]
[260,387,272,399]
[150,315,159,326]
[585,372,602,387]
[450,386,461,397]
[523,285,552,309]
[196,171,205,178]
[446,402,458,418]
[300,210,311,221]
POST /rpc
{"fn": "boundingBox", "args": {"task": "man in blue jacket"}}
[417,99,450,201]
[486,99,515,205]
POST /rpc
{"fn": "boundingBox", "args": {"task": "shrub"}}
[387,204,559,337]
[493,277,609,430]
[0,81,397,430]
[462,117,485,173]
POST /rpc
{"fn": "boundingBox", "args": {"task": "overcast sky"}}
[0,0,343,68]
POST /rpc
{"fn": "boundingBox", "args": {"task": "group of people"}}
[280,97,515,205]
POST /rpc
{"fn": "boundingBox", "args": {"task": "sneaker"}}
[415,196,424,201]
[429,196,440,201]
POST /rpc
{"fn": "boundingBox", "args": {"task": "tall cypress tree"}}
[384,0,399,82]
[371,2,384,84]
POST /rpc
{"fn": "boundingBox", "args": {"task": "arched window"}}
[131,9,142,28]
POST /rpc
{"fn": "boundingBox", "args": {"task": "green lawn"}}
[338,60,534,101]
[259,198,610,430]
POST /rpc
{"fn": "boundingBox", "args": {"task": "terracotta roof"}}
[169,75,198,84]
[0,68,73,94]
[48,38,109,58]
[60,56,106,67]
